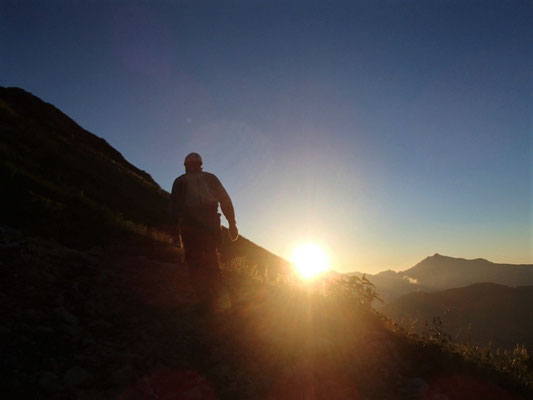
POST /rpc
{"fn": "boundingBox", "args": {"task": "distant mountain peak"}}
[375,269,398,278]
[402,253,533,290]
[419,253,446,262]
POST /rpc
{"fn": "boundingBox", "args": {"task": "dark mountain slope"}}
[383,283,533,350]
[0,86,168,246]
[0,86,154,184]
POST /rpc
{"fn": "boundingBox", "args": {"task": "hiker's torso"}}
[175,171,221,226]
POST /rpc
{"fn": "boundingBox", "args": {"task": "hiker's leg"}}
[181,224,226,313]
[203,232,230,311]
[181,225,207,307]
[192,232,215,309]
[181,225,202,268]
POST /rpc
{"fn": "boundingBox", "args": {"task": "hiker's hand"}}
[172,234,181,247]
[172,224,182,247]
[228,223,239,241]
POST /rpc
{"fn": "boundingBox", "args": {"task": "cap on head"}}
[184,152,203,166]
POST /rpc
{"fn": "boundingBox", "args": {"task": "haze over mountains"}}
[351,253,533,304]
[400,254,533,290]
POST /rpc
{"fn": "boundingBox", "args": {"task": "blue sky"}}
[1,0,531,272]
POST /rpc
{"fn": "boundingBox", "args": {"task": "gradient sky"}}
[1,0,531,273]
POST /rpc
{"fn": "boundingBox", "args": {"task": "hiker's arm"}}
[169,178,183,227]
[212,175,238,241]
[213,176,235,226]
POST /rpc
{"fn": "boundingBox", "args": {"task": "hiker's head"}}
[184,152,203,173]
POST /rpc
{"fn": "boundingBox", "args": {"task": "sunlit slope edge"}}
[0,86,290,273]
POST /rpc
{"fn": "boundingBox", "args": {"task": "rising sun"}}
[290,243,330,279]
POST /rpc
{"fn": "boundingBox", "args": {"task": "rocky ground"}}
[1,225,530,399]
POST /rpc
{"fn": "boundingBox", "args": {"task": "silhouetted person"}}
[170,152,238,313]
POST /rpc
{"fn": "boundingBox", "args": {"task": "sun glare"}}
[291,243,330,279]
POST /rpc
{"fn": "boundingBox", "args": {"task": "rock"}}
[55,295,65,306]
[213,364,230,378]
[407,377,429,393]
[55,306,78,326]
[420,362,436,374]
[36,325,54,333]
[48,358,59,369]
[312,336,335,353]
[88,320,113,331]
[63,324,81,337]
[63,366,91,387]
[22,308,37,319]
[182,386,203,399]
[0,326,12,335]
[38,371,60,390]
[111,364,135,385]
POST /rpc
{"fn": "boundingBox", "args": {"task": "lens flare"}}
[291,243,330,279]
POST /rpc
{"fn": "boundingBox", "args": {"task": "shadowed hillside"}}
[383,283,533,350]
[0,86,168,246]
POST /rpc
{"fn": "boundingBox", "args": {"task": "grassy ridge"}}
[0,86,169,246]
